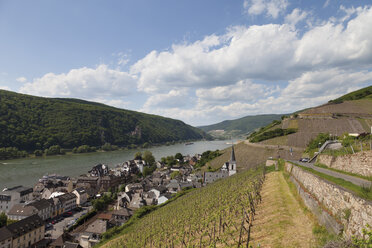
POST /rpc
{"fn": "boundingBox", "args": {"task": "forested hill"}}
[198,114,283,137]
[0,90,208,151]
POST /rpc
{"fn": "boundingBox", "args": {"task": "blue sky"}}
[1,0,372,126]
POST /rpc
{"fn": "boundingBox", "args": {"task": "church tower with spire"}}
[228,145,237,176]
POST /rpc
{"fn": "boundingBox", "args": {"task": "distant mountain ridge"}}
[198,114,283,137]
[0,90,208,151]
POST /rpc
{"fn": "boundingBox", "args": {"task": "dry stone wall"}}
[285,162,372,239]
[317,151,372,177]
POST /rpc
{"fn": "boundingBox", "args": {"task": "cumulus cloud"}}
[196,80,278,104]
[142,89,193,110]
[132,24,298,93]
[285,8,308,26]
[244,0,289,18]
[323,0,331,8]
[127,6,372,125]
[16,77,27,83]
[282,69,372,98]
[20,64,136,100]
[132,6,372,93]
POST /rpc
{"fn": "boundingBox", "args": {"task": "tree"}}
[175,152,183,161]
[342,134,355,147]
[170,171,180,179]
[92,199,105,211]
[34,149,43,156]
[143,166,156,177]
[119,184,126,192]
[134,151,142,160]
[164,156,176,167]
[143,151,155,166]
[0,212,7,228]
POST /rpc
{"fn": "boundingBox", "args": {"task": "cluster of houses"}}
[0,146,237,248]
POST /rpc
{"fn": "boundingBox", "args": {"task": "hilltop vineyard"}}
[103,166,265,248]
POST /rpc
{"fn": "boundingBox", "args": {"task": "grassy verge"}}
[314,163,372,182]
[282,171,339,247]
[288,162,372,201]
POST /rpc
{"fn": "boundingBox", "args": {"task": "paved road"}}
[46,207,90,239]
[289,160,372,188]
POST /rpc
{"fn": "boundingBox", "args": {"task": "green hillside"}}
[0,90,208,152]
[99,166,264,247]
[198,114,283,137]
[329,85,372,103]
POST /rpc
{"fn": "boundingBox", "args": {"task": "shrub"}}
[34,149,43,156]
[306,133,330,152]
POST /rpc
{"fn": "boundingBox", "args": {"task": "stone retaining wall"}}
[285,162,372,238]
[317,151,372,177]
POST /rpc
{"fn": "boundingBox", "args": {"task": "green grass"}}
[314,163,372,182]
[250,128,297,143]
[289,162,372,201]
[282,169,338,247]
[312,224,340,246]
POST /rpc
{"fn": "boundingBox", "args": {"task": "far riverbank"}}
[0,140,236,189]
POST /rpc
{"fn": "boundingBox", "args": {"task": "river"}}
[0,140,235,190]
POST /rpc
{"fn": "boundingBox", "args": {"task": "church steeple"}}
[230,145,236,163]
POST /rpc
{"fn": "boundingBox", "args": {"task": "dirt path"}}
[250,172,316,247]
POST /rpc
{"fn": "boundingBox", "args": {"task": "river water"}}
[0,140,234,189]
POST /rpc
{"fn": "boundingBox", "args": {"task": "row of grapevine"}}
[103,166,266,248]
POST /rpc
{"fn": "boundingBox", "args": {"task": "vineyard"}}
[100,166,266,248]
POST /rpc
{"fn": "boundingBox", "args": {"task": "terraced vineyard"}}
[100,167,265,248]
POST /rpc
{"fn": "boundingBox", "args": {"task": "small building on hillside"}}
[204,145,237,185]
[0,186,33,214]
[0,214,44,248]
[73,188,88,206]
[7,204,38,221]
[27,198,54,221]
[55,192,77,213]
[89,164,109,177]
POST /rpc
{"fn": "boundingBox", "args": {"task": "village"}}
[0,147,237,248]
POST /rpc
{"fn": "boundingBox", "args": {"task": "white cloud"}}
[132,6,372,96]
[142,89,192,109]
[20,64,136,101]
[131,24,298,93]
[244,0,289,18]
[282,69,372,98]
[295,7,372,67]
[16,77,27,83]
[323,0,331,8]
[126,6,372,125]
[0,85,11,91]
[339,5,364,22]
[196,80,278,104]
[285,8,308,26]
